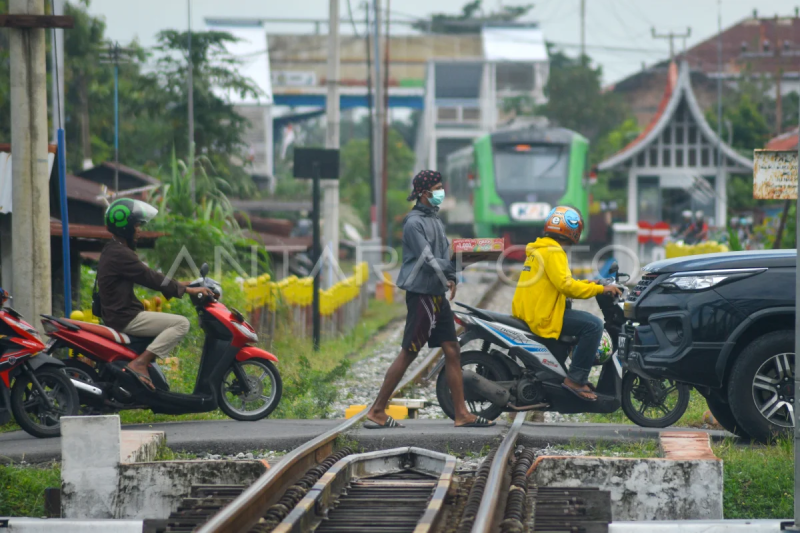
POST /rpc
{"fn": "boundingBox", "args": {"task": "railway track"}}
[151,277,611,532]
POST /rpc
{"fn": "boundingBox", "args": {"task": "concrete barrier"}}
[60,415,269,520]
[528,432,723,521]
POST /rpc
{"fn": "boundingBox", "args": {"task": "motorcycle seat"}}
[63,319,155,346]
[454,302,579,345]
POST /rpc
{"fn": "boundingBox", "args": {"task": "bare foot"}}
[563,378,597,400]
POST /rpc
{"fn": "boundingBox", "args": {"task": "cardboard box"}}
[451,238,505,265]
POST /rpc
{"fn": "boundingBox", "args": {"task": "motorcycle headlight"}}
[232,321,258,342]
[660,268,766,291]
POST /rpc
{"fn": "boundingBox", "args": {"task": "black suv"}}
[619,249,796,442]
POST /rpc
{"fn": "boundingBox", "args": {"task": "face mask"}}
[430,190,445,206]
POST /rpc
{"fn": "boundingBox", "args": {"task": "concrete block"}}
[121,431,164,463]
[529,456,723,521]
[61,415,121,519]
[116,460,269,519]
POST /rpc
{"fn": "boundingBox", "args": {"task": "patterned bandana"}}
[407,170,443,201]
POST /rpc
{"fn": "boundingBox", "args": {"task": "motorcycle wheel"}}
[621,372,690,428]
[218,359,282,421]
[436,350,511,422]
[11,367,80,438]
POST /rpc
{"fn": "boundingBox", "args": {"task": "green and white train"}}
[443,123,590,250]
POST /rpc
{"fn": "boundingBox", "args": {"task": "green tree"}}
[412,0,533,34]
[591,118,640,202]
[339,129,415,240]
[706,92,771,153]
[538,51,629,144]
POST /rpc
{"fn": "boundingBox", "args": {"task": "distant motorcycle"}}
[0,288,79,438]
[433,263,690,427]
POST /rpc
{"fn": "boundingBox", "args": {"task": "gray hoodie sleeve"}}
[404,220,456,282]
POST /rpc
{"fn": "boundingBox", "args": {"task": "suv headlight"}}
[660,268,766,291]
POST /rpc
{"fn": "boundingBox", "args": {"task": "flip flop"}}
[561,382,597,402]
[456,415,496,428]
[364,416,405,429]
[122,366,156,392]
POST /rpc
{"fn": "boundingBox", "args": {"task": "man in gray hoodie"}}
[365,170,496,428]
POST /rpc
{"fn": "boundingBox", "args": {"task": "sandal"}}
[364,415,405,429]
[456,415,496,428]
[122,366,156,391]
[561,382,597,402]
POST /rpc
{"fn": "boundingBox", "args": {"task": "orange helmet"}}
[544,205,584,244]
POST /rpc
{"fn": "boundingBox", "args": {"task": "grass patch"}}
[553,438,662,458]
[715,437,793,519]
[0,462,60,517]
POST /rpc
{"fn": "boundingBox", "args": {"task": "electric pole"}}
[651,27,692,59]
[580,0,585,62]
[9,0,54,322]
[372,0,384,242]
[50,0,65,144]
[100,43,133,194]
[187,0,195,203]
[381,0,390,245]
[323,0,341,286]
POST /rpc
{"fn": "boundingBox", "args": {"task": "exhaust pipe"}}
[462,370,510,407]
[70,379,103,397]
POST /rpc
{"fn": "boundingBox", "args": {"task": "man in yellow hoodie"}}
[512,206,621,401]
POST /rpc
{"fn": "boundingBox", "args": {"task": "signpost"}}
[293,148,340,351]
[753,148,800,530]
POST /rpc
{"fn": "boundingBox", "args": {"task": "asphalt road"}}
[0,419,727,464]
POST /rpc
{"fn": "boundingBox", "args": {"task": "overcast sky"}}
[87,0,800,84]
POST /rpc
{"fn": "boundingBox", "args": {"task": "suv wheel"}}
[728,330,794,443]
[705,393,750,439]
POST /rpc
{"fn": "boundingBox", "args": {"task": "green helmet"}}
[105,198,158,242]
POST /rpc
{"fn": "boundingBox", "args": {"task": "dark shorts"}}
[402,292,458,352]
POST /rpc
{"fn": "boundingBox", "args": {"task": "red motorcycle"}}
[0,289,79,438]
[42,264,282,421]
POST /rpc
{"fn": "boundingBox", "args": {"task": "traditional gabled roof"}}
[765,128,799,151]
[598,61,753,172]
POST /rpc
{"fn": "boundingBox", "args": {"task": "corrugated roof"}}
[765,128,799,150]
[65,174,107,206]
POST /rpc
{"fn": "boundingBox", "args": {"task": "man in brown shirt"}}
[99,199,212,390]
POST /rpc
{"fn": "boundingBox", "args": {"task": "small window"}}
[675,126,684,144]
[637,151,646,167]
[701,148,709,166]
[662,127,672,144]
[688,126,697,144]
[676,149,684,167]
[663,149,671,166]
[688,149,697,166]
[649,147,658,167]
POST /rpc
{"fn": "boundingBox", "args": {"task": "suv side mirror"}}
[200,263,209,278]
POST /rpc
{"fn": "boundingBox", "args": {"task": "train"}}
[442,122,590,253]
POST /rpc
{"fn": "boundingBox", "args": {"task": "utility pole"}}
[381,0,390,245]
[100,43,133,194]
[323,0,341,286]
[50,0,65,144]
[651,27,692,59]
[365,4,377,241]
[372,0,384,242]
[187,0,195,203]
[580,0,585,62]
[9,0,56,322]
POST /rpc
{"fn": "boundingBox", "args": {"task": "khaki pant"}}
[122,311,190,358]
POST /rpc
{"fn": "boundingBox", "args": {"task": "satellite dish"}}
[344,223,362,242]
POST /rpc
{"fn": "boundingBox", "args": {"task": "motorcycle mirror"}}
[200,263,209,278]
[609,262,619,274]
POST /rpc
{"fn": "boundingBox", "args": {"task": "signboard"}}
[509,202,550,221]
[271,71,317,87]
[293,148,339,180]
[753,149,797,200]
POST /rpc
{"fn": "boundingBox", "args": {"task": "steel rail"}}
[198,278,501,533]
[470,412,527,533]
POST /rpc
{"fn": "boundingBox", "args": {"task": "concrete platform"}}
[0,419,727,463]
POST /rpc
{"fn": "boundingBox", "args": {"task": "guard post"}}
[293,148,340,351]
[752,149,799,530]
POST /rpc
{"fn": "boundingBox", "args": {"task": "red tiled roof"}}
[619,61,679,153]
[765,128,799,150]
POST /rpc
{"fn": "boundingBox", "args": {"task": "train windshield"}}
[493,144,569,193]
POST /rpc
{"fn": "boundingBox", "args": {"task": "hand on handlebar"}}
[602,284,623,297]
[186,286,214,299]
